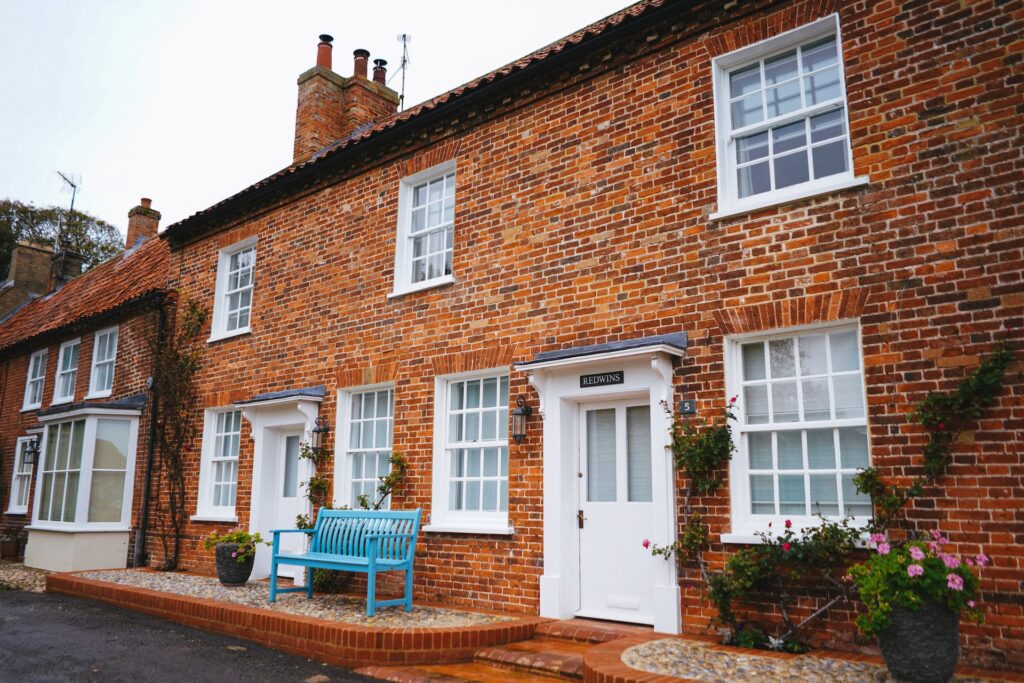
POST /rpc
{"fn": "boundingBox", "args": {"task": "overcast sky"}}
[0,0,629,235]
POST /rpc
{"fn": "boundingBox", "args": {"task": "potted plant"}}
[0,533,18,560]
[849,529,985,683]
[204,528,268,587]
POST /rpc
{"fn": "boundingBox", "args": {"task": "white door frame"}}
[241,396,321,580]
[518,347,682,634]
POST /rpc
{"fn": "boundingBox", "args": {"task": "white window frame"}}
[723,321,871,542]
[334,384,395,510]
[22,349,48,411]
[52,338,81,405]
[710,14,867,220]
[30,409,139,532]
[425,368,512,535]
[193,408,243,522]
[86,326,119,399]
[209,237,256,342]
[7,433,41,514]
[389,160,457,298]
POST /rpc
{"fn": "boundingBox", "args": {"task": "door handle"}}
[577,509,584,529]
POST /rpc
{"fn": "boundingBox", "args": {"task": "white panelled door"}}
[275,433,307,579]
[577,400,655,624]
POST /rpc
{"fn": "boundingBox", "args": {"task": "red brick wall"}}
[163,0,1022,670]
[0,309,162,563]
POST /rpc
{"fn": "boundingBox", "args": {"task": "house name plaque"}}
[579,371,624,388]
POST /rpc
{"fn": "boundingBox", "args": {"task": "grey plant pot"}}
[215,543,255,587]
[879,601,960,683]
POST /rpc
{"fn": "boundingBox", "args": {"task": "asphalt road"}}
[0,589,376,683]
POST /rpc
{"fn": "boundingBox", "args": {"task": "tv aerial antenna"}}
[56,171,81,251]
[389,33,411,111]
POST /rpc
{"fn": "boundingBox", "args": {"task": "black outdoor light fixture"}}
[21,436,41,466]
[511,395,532,444]
[311,415,330,451]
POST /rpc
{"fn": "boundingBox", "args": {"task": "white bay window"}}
[32,411,138,530]
[726,323,871,539]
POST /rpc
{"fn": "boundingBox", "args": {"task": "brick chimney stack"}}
[126,197,161,248]
[293,36,400,165]
[373,59,387,84]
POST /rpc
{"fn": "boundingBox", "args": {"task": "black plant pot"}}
[215,543,255,587]
[878,601,960,683]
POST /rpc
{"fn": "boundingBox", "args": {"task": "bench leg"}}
[404,567,413,612]
[269,558,279,603]
[367,570,376,618]
[305,567,314,599]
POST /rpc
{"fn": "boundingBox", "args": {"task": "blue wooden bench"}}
[269,508,421,616]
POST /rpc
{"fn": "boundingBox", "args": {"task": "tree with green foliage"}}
[0,198,123,277]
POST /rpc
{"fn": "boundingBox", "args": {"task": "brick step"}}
[535,618,653,644]
[356,662,565,682]
[474,639,585,679]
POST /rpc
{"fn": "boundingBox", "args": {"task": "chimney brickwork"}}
[126,197,161,248]
[293,37,400,164]
[0,242,54,317]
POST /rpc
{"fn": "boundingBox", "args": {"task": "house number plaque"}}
[579,371,624,388]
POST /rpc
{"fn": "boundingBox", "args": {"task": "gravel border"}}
[0,561,49,592]
[622,638,1008,683]
[78,569,513,628]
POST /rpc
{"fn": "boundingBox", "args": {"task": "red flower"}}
[730,396,737,404]
[784,519,792,529]
[938,422,945,430]
[782,542,792,553]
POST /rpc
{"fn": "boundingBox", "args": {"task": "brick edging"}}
[47,572,544,669]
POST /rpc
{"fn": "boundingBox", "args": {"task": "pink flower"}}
[642,539,650,549]
[975,554,989,567]
[907,564,924,578]
[782,542,792,553]
[966,557,975,567]
[870,533,887,547]
[877,543,891,555]
[909,546,925,561]
[785,519,792,529]
[947,573,964,591]
[940,554,960,569]
[928,541,942,553]
[967,600,976,608]
[231,552,237,558]
[730,396,737,404]
[842,574,853,583]
[938,422,945,430]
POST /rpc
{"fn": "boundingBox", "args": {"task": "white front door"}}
[577,400,655,624]
[274,433,307,579]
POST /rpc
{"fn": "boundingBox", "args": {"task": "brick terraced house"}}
[20,0,1018,670]
[0,199,170,572]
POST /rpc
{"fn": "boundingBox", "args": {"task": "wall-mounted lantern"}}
[511,395,533,444]
[21,436,41,466]
[310,415,330,451]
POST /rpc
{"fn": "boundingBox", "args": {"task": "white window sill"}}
[190,514,238,523]
[50,396,74,406]
[721,530,870,546]
[84,391,112,401]
[5,509,27,516]
[26,525,131,533]
[207,327,250,344]
[21,404,40,413]
[710,175,870,221]
[388,274,456,299]
[422,523,514,536]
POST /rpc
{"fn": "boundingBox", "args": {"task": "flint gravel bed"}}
[622,638,1008,683]
[0,561,48,592]
[78,569,513,628]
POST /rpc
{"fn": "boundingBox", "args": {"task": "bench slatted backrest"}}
[310,509,421,563]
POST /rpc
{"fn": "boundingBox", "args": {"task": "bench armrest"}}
[271,528,316,535]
